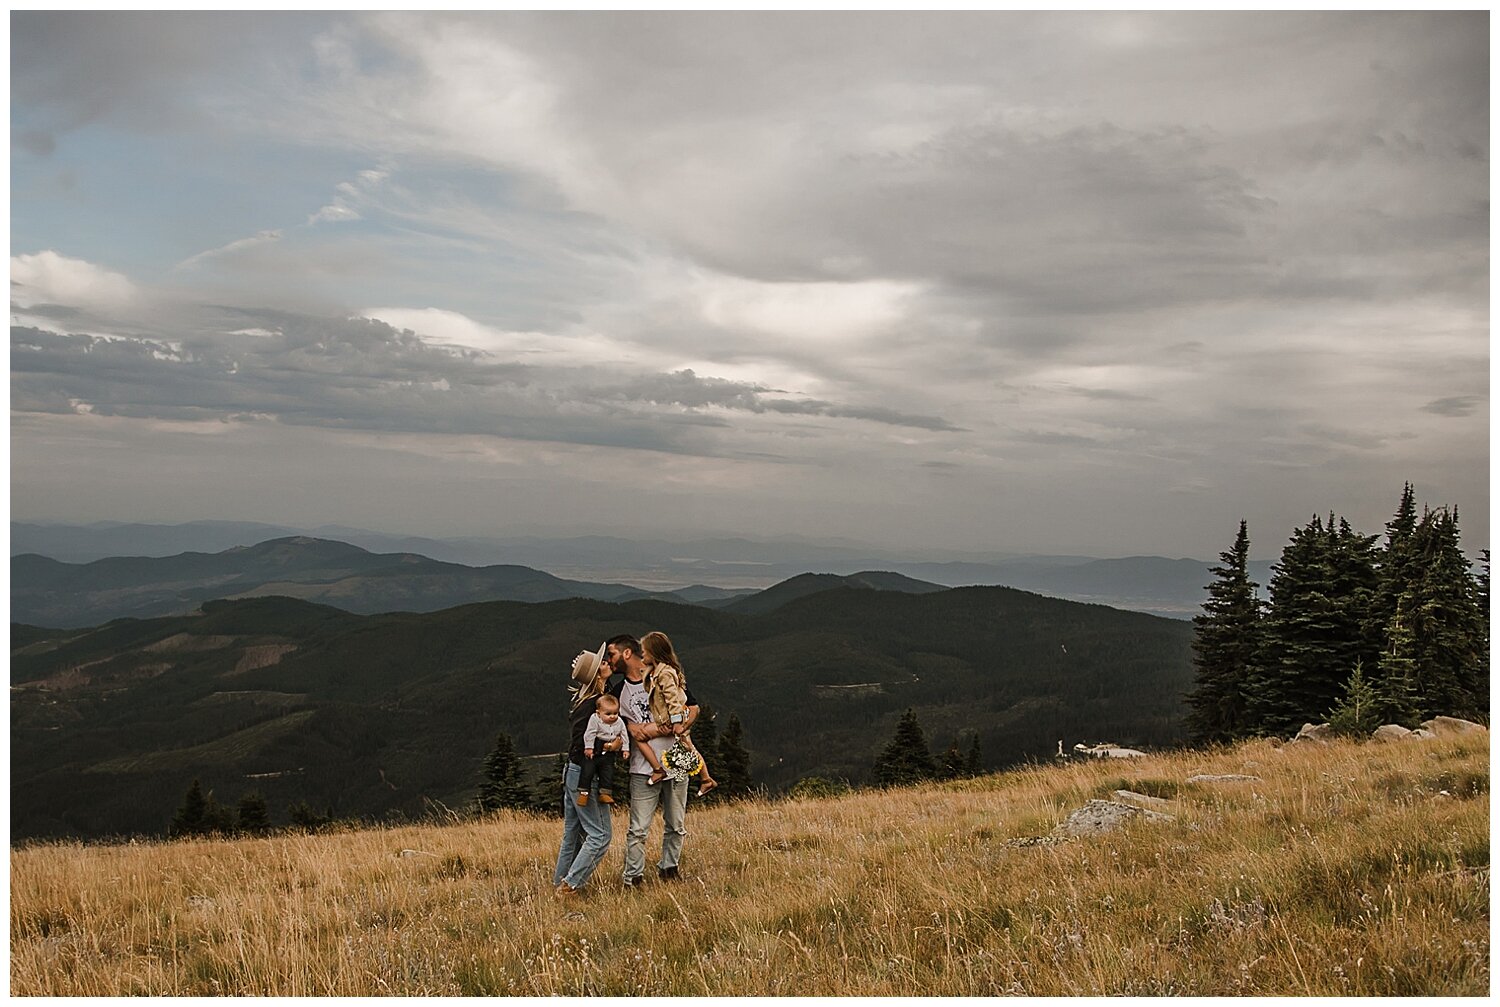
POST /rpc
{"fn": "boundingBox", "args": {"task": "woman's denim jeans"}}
[552,761,613,890]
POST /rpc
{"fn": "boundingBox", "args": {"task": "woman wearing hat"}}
[551,643,615,897]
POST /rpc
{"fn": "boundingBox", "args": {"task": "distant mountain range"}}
[12,584,1193,841]
[12,521,1279,618]
[11,537,767,628]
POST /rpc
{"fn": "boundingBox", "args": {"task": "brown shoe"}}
[598,790,615,804]
[576,792,589,806]
[555,882,579,899]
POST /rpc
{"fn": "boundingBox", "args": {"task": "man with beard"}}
[605,634,701,885]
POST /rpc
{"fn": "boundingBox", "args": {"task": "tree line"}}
[475,705,755,816]
[168,780,336,838]
[1186,484,1488,743]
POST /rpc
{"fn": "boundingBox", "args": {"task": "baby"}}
[578,693,629,806]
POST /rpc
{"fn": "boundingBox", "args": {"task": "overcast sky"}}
[10,12,1489,559]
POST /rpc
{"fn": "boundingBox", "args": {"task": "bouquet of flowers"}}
[660,739,702,782]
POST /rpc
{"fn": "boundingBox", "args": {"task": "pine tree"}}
[287,801,331,832]
[477,733,530,813]
[1185,520,1263,743]
[689,705,723,804]
[1252,514,1378,736]
[1404,508,1485,718]
[1369,483,1420,643]
[692,704,721,770]
[1373,597,1423,727]
[872,708,938,787]
[1477,549,1490,711]
[236,791,271,834]
[939,741,965,780]
[169,779,209,838]
[528,754,566,817]
[1328,661,1380,737]
[715,714,753,799]
[963,732,983,777]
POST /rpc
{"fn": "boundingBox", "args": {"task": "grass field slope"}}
[10,733,1487,995]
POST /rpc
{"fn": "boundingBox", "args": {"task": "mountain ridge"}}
[11,586,1193,840]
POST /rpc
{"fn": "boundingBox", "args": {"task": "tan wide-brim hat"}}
[570,643,608,687]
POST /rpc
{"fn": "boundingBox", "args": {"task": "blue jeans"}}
[552,762,613,890]
[624,772,688,881]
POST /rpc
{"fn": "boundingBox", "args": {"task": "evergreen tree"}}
[963,732,983,777]
[692,704,721,770]
[1251,514,1378,736]
[715,714,753,799]
[938,740,965,780]
[872,708,939,786]
[1185,520,1263,743]
[170,779,236,837]
[1369,483,1420,644]
[529,754,566,817]
[477,733,531,813]
[1478,548,1490,709]
[1373,597,1423,727]
[1404,508,1485,718]
[689,705,723,804]
[1328,661,1380,737]
[169,779,209,838]
[236,791,271,834]
[287,801,331,832]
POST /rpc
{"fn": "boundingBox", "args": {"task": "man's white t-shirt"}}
[617,676,672,776]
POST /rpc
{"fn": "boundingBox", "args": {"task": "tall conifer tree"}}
[1370,483,1420,642]
[872,708,938,786]
[715,714,754,799]
[477,733,530,812]
[1186,520,1263,743]
[690,706,724,803]
[1405,508,1485,717]
[1374,597,1423,726]
[1252,514,1377,736]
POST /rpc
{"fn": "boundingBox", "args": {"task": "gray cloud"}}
[7,13,1490,555]
[11,311,960,460]
[1421,396,1481,418]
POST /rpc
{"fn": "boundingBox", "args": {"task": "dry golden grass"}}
[11,733,1489,995]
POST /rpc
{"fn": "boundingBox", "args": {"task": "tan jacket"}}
[647,663,688,726]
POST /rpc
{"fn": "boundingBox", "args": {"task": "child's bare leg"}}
[640,738,667,784]
[684,735,717,795]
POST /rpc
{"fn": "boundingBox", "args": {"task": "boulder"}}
[1409,728,1438,740]
[1371,724,1412,743]
[1419,716,1488,737]
[1050,799,1173,838]
[1290,723,1333,745]
[1113,790,1172,808]
[1186,773,1262,784]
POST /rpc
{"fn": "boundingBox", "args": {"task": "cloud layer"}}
[9,12,1489,555]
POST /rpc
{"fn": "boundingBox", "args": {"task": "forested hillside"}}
[11,585,1192,840]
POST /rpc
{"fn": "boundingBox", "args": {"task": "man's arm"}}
[626,720,669,742]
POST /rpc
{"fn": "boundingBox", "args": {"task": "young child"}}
[578,693,629,806]
[639,631,718,796]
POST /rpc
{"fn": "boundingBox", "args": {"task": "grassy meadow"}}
[11,732,1489,995]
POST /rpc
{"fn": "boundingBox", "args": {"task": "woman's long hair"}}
[640,631,684,673]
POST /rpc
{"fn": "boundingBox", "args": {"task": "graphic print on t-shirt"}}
[621,681,651,724]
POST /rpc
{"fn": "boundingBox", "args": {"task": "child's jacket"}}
[648,664,688,726]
